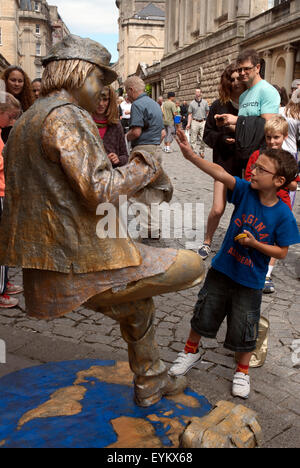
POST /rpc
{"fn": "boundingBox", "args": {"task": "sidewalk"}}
[0,142,299,448]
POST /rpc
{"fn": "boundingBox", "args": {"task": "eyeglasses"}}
[251,163,276,176]
[237,66,255,74]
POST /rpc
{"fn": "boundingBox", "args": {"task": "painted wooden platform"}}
[0,359,212,448]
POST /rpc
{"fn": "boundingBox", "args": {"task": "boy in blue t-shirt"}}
[170,129,300,399]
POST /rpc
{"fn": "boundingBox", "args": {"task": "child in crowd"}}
[170,129,300,399]
[0,91,23,308]
[245,115,300,293]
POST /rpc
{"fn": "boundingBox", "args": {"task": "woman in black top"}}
[198,64,246,259]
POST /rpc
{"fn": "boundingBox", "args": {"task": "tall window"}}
[36,43,41,56]
[36,65,42,78]
[34,2,40,12]
[36,24,40,35]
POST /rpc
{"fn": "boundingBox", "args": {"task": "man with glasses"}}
[218,49,280,123]
[187,89,209,158]
[215,49,280,174]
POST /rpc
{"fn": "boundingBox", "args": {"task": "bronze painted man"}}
[0,35,205,407]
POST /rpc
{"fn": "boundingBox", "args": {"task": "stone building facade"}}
[0,0,20,67]
[139,0,300,104]
[18,0,69,79]
[114,0,166,86]
[0,0,69,80]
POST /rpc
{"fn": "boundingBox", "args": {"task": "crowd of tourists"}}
[0,44,299,402]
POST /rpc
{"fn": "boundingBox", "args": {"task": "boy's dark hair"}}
[262,148,299,188]
[167,92,175,98]
[237,49,260,67]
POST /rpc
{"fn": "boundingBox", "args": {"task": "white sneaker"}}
[169,351,201,376]
[232,372,250,399]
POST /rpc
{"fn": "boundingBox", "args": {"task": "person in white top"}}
[279,88,300,206]
[279,89,300,155]
[120,94,132,134]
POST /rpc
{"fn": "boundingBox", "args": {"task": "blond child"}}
[245,115,299,293]
[0,90,23,308]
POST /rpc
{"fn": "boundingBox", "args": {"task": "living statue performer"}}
[0,35,205,407]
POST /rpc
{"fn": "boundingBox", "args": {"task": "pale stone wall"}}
[116,0,165,84]
[0,0,69,80]
[0,0,19,66]
[242,0,300,92]
[159,0,300,103]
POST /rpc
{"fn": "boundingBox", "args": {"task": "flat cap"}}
[42,34,118,85]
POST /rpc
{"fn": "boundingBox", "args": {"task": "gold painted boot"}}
[235,317,270,368]
[134,371,187,408]
[249,316,269,368]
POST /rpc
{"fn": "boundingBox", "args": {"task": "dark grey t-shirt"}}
[130,93,164,147]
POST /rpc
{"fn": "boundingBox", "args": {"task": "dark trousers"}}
[0,197,8,294]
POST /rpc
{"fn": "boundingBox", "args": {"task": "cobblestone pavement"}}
[0,142,299,448]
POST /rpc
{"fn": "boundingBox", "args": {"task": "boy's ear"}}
[283,134,288,141]
[275,174,286,189]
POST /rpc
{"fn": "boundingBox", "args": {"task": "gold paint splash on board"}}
[147,414,186,447]
[74,362,134,387]
[108,416,163,448]
[167,393,200,407]
[17,386,87,430]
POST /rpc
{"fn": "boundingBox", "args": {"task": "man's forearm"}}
[126,127,142,142]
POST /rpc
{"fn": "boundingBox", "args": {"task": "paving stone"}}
[84,334,113,345]
[280,396,300,416]
[51,325,83,341]
[201,337,219,349]
[202,351,236,369]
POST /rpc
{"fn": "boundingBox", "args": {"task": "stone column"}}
[164,0,170,54]
[199,0,207,37]
[183,0,193,45]
[236,0,250,18]
[228,0,237,22]
[174,0,180,48]
[179,0,186,48]
[263,50,273,83]
[156,82,160,99]
[151,84,156,100]
[192,0,200,34]
[284,45,296,93]
[206,0,216,34]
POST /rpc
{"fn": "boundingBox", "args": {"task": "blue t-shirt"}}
[129,93,164,148]
[239,80,280,117]
[212,178,300,289]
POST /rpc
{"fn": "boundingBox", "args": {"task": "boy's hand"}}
[176,129,195,161]
[237,230,257,248]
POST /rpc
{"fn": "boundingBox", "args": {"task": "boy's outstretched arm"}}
[176,129,236,191]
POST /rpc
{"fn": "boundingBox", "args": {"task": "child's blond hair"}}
[0,90,21,114]
[264,115,288,137]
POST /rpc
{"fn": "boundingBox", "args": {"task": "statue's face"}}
[73,67,104,113]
